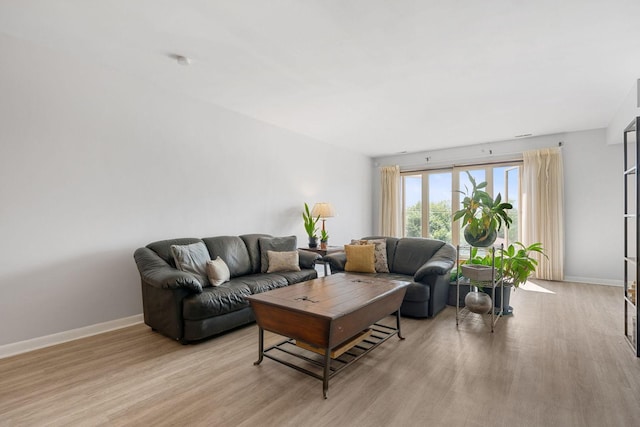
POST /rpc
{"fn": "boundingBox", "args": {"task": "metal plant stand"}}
[455,244,504,333]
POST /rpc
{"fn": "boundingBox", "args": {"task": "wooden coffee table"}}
[246,272,409,398]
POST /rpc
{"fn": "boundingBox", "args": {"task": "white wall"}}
[606,78,639,146]
[0,35,372,346]
[372,129,623,285]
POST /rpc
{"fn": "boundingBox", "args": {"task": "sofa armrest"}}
[134,247,203,293]
[323,252,347,272]
[413,243,456,282]
[298,250,322,269]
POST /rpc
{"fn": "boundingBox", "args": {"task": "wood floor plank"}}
[1,280,640,426]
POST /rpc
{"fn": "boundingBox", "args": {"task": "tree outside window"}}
[401,163,521,246]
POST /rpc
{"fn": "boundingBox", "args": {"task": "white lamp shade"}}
[311,202,336,219]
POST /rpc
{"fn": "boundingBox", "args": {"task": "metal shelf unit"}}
[623,116,639,356]
[455,244,504,333]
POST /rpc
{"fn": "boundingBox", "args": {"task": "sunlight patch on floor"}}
[520,280,555,294]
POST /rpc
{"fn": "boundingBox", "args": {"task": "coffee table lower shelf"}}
[257,322,400,397]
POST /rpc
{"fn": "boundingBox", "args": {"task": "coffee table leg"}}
[322,349,331,399]
[396,310,405,340]
[254,327,264,365]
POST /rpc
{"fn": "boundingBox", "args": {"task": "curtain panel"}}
[380,165,401,237]
[522,148,564,281]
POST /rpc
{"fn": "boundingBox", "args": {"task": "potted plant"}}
[458,249,495,313]
[320,229,329,250]
[453,171,513,247]
[464,243,547,314]
[303,203,320,248]
[448,262,471,307]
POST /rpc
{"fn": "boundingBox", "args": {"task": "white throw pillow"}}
[206,256,231,286]
[266,250,301,273]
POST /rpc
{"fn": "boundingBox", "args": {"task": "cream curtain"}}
[380,165,402,237]
[522,148,564,280]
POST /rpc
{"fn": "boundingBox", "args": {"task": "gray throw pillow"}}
[259,236,297,273]
[266,250,301,273]
[170,242,211,284]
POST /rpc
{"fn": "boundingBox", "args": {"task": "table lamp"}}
[311,202,336,239]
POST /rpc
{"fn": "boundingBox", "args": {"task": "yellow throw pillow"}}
[344,244,376,274]
[350,239,390,273]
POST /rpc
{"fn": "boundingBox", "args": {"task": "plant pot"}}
[448,281,471,307]
[464,291,492,314]
[308,236,318,248]
[461,264,495,281]
[482,284,513,315]
[463,227,497,247]
[320,240,328,250]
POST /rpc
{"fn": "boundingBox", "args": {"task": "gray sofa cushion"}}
[182,283,251,320]
[240,234,272,274]
[276,269,318,285]
[365,272,430,302]
[258,236,297,273]
[231,274,289,294]
[203,236,252,278]
[392,238,445,276]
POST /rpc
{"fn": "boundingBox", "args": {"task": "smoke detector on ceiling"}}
[176,55,191,66]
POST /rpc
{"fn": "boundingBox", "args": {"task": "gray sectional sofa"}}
[133,234,320,343]
[323,236,456,318]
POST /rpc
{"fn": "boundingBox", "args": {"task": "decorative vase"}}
[463,227,497,247]
[308,236,318,248]
[464,291,492,314]
[320,240,328,250]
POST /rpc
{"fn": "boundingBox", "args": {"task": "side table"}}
[298,246,343,276]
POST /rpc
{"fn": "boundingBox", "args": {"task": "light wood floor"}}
[1,280,640,427]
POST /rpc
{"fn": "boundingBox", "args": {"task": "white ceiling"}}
[1,0,640,157]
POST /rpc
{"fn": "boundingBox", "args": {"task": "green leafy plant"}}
[499,242,547,288]
[302,203,319,238]
[453,171,513,245]
[320,229,329,242]
[463,243,547,288]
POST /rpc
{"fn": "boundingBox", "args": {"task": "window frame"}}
[401,160,523,246]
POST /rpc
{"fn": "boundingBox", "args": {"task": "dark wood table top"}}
[246,272,409,320]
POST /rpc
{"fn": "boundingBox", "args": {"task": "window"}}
[402,162,522,246]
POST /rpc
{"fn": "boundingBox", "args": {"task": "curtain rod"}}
[400,159,523,174]
[383,141,563,173]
